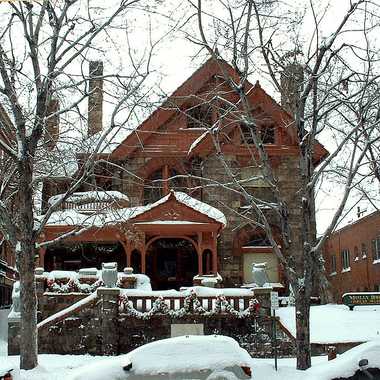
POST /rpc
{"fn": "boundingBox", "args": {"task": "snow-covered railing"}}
[62,200,117,212]
[48,191,130,213]
[119,291,260,318]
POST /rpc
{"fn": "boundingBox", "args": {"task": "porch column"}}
[212,234,218,274]
[39,246,46,269]
[141,247,146,274]
[197,232,203,275]
[197,250,203,275]
[121,240,131,267]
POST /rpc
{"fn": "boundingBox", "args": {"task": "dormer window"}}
[187,104,213,128]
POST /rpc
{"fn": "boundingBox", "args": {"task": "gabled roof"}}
[43,191,226,228]
[108,57,328,164]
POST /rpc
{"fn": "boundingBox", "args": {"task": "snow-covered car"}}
[304,340,380,380]
[68,335,253,380]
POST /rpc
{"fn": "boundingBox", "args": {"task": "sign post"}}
[271,291,279,371]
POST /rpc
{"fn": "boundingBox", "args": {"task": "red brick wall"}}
[323,211,380,299]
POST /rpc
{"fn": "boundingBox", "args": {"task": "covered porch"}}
[39,191,226,289]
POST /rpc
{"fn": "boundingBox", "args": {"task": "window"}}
[341,249,350,270]
[331,255,336,273]
[260,125,275,144]
[372,236,380,261]
[240,123,275,145]
[187,104,213,128]
[361,243,367,259]
[143,169,163,205]
[143,166,189,205]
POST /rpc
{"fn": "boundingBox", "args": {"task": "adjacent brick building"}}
[323,210,380,299]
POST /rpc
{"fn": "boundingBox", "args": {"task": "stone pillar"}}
[98,287,120,355]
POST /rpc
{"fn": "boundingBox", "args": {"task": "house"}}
[323,209,380,299]
[36,57,327,291]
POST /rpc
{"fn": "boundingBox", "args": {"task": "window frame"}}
[341,249,350,270]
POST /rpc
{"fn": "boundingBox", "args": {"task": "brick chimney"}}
[88,61,103,136]
[44,98,59,150]
[280,63,304,117]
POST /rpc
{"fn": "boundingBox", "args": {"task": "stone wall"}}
[34,289,293,358]
[8,288,298,357]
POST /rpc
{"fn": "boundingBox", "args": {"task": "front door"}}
[146,238,198,290]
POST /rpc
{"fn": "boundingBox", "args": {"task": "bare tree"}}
[0,0,161,369]
[182,0,380,369]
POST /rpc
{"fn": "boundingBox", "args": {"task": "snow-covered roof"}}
[44,191,227,227]
[169,191,227,226]
[48,191,130,206]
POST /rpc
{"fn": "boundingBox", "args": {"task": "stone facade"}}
[39,58,326,290]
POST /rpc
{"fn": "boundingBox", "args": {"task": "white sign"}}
[271,291,279,310]
[171,323,204,338]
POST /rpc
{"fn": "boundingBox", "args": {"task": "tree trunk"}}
[17,158,38,370]
[17,241,38,370]
[295,290,311,370]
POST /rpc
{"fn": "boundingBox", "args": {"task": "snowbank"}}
[277,304,380,344]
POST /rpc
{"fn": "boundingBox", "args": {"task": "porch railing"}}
[61,200,128,212]
[123,295,254,313]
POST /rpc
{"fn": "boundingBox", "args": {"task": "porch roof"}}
[41,191,226,230]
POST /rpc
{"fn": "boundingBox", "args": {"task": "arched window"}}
[143,165,189,205]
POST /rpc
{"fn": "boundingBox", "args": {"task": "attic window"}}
[261,125,275,144]
[187,104,213,128]
[240,123,275,144]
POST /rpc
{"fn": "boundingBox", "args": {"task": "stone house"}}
[36,57,327,291]
[323,209,380,299]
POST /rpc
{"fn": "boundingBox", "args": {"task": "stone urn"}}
[101,262,117,288]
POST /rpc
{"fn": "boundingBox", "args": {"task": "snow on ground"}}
[277,304,380,343]
[0,308,9,356]
[0,341,379,379]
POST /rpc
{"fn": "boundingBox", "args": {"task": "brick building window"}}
[331,255,336,274]
[354,246,359,261]
[361,243,367,259]
[341,249,350,271]
[372,237,380,262]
